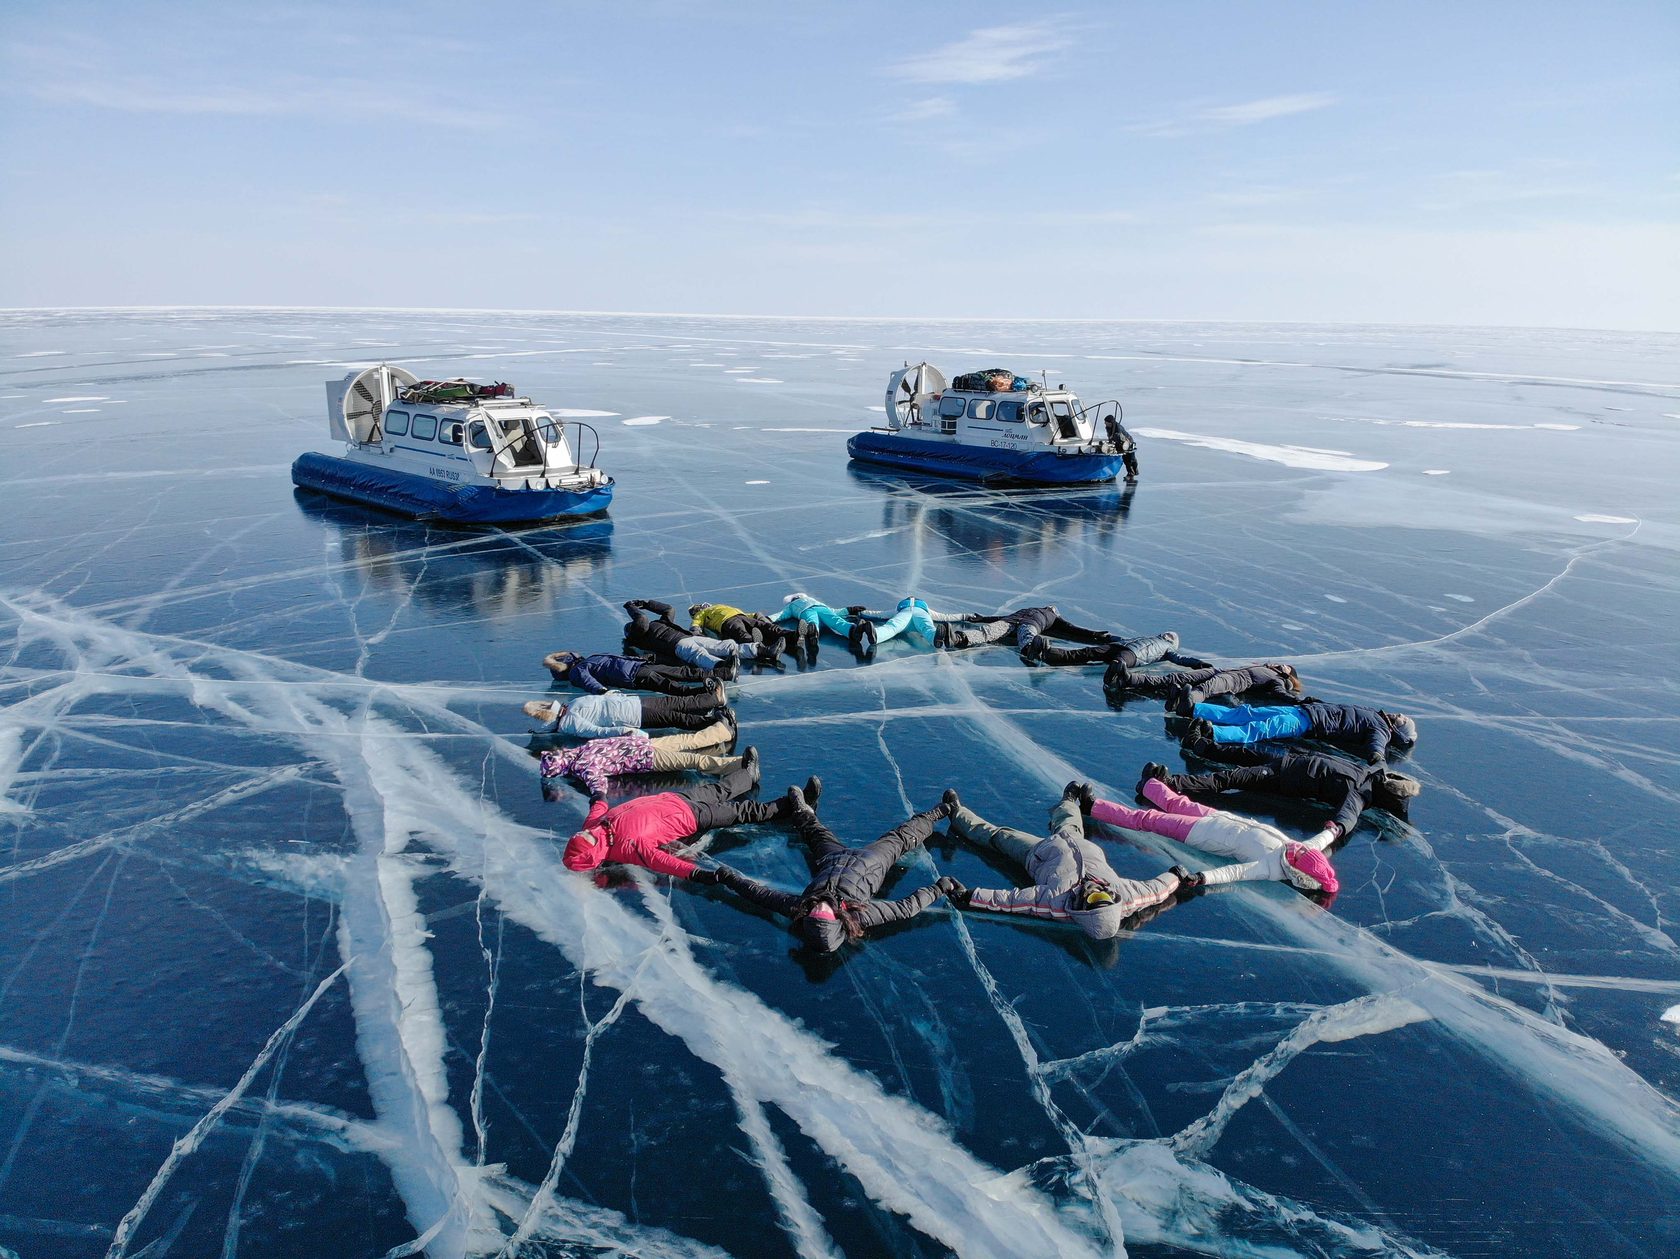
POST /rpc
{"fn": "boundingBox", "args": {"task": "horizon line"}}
[1,304,1675,336]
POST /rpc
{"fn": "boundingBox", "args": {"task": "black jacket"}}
[1114,663,1295,703]
[1174,749,1383,836]
[623,599,690,655]
[717,862,940,951]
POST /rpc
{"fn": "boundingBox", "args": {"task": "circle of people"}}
[522,595,1422,954]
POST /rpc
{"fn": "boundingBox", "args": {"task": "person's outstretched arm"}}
[711,865,804,916]
[854,883,944,928]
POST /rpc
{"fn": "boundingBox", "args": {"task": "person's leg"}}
[648,718,733,754]
[651,747,744,776]
[948,804,1039,867]
[859,807,942,867]
[676,764,773,829]
[952,618,1013,648]
[638,695,721,731]
[1194,705,1310,745]
[1028,643,1114,666]
[790,808,850,866]
[870,605,917,644]
[633,662,711,694]
[675,637,732,669]
[1166,766,1271,796]
[1046,616,1113,645]
[1089,797,1199,842]
[1142,777,1220,818]
[813,605,854,638]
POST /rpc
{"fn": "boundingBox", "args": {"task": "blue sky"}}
[2,1,1675,328]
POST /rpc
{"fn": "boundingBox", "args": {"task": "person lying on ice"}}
[771,593,875,658]
[707,781,959,952]
[688,601,813,662]
[1186,702,1418,766]
[1088,771,1341,898]
[523,682,730,739]
[1104,661,1301,707]
[936,786,1183,939]
[562,762,800,882]
[542,649,713,696]
[539,717,748,798]
[623,598,782,672]
[1153,747,1420,848]
[940,603,1121,665]
[846,597,966,653]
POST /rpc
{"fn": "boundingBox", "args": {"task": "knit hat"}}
[1383,712,1419,746]
[1282,842,1340,896]
[784,592,808,605]
[1084,885,1116,908]
[688,603,711,618]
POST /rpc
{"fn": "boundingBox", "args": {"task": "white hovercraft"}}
[291,365,614,524]
[848,363,1137,486]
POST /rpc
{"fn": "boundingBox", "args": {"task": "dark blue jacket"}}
[567,653,645,695]
[1301,701,1398,765]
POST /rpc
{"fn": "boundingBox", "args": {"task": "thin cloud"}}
[1129,92,1337,137]
[890,23,1072,86]
[891,96,958,124]
[29,74,502,129]
[1200,92,1337,125]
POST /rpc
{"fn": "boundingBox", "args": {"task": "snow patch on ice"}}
[44,396,108,403]
[0,726,27,814]
[621,416,667,426]
[736,378,783,384]
[1324,595,1348,604]
[1662,1005,1680,1027]
[1134,428,1387,472]
[15,422,58,429]
[1422,469,1451,475]
[744,479,770,485]
[1574,514,1637,524]
[15,350,65,357]
[1534,423,1581,430]
[548,409,619,418]
[1445,594,1475,603]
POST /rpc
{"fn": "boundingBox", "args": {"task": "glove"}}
[935,875,972,908]
[688,867,724,885]
[846,605,867,616]
[1168,865,1206,891]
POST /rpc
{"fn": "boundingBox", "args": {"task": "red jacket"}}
[562,794,701,879]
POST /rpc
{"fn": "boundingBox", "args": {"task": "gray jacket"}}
[968,800,1179,938]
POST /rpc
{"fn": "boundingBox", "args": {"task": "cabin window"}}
[440,421,464,445]
[410,413,439,441]
[937,396,966,419]
[1050,401,1074,421]
[1026,405,1048,425]
[966,399,994,420]
[996,401,1023,423]
[466,421,491,451]
[383,409,410,436]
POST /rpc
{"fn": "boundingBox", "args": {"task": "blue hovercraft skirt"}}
[291,453,613,525]
[846,431,1126,486]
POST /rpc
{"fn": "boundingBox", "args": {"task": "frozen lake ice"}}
[2,309,1678,1257]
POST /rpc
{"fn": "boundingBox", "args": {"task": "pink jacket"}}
[562,794,701,879]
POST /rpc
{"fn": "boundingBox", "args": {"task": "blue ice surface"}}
[1,309,1678,1258]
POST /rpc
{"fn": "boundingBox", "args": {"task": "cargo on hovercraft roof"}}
[291,365,614,525]
[847,362,1139,487]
